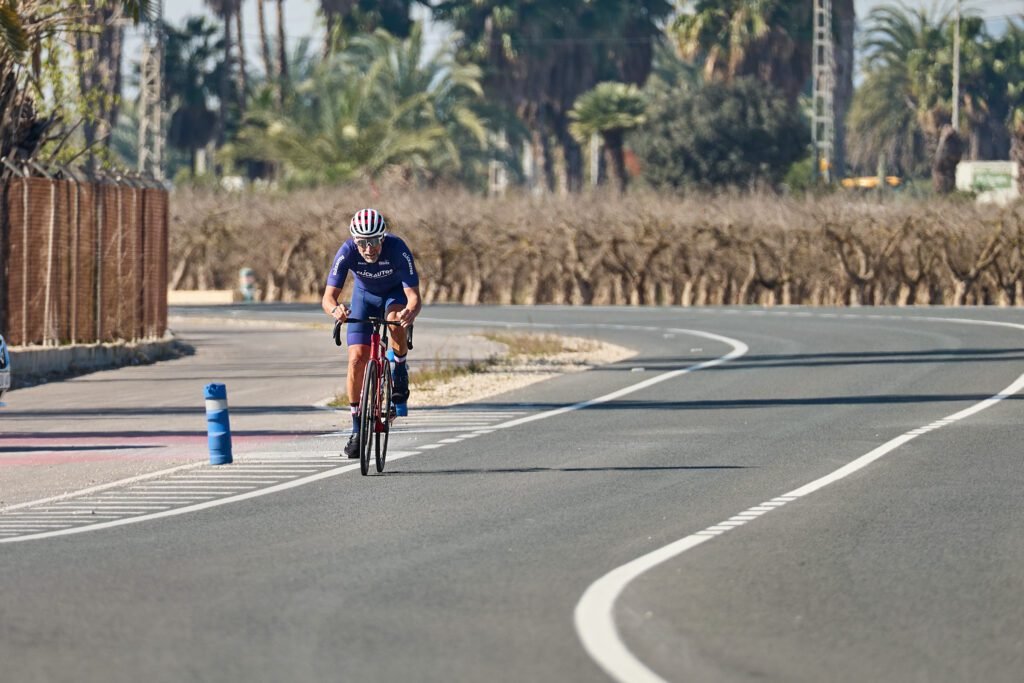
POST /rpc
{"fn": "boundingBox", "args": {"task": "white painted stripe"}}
[0,462,205,512]
[417,444,444,450]
[205,399,228,412]
[438,438,466,444]
[174,477,284,483]
[493,328,748,431]
[0,451,413,543]
[576,361,1024,683]
[2,514,121,520]
[48,504,171,510]
[207,466,323,472]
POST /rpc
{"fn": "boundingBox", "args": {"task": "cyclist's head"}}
[349,208,386,263]
[349,208,387,240]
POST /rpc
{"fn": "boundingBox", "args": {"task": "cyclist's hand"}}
[397,308,416,327]
[331,304,349,322]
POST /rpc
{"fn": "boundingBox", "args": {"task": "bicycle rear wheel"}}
[376,364,393,473]
[358,361,377,476]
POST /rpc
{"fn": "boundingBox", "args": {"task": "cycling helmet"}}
[349,208,387,239]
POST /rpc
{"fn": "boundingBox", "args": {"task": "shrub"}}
[631,78,810,191]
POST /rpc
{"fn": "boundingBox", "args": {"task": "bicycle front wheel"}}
[376,363,393,473]
[359,361,377,476]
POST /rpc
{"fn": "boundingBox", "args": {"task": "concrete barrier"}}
[167,289,237,305]
[9,335,192,388]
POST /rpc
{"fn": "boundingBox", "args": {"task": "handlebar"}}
[332,318,414,349]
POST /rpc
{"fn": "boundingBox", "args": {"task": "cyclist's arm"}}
[322,285,348,321]
[398,286,421,327]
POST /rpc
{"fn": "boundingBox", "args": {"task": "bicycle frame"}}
[334,316,403,474]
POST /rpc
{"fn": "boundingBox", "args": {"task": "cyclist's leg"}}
[384,290,410,355]
[384,291,410,404]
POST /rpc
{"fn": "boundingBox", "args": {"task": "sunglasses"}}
[354,237,382,249]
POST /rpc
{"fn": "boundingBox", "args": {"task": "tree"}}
[230,27,486,187]
[0,0,153,169]
[255,0,274,77]
[672,0,855,174]
[163,16,221,175]
[434,0,671,193]
[672,0,811,102]
[203,0,241,140]
[844,3,1024,188]
[346,25,488,183]
[569,82,646,194]
[631,77,808,191]
[276,0,289,105]
[320,0,419,58]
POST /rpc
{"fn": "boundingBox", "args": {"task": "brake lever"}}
[333,320,343,346]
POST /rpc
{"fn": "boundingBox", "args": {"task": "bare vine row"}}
[170,188,1024,307]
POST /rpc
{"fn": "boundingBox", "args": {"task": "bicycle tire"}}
[376,363,393,473]
[359,361,377,476]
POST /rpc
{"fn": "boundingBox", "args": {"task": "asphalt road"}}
[2,304,1023,683]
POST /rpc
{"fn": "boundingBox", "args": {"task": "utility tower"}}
[811,0,835,183]
[137,0,165,180]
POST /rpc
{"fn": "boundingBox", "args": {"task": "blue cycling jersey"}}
[325,235,419,294]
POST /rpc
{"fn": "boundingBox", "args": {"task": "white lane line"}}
[417,444,444,450]
[575,325,1024,683]
[438,438,467,444]
[489,328,748,432]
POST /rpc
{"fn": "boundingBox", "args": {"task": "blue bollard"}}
[204,383,233,465]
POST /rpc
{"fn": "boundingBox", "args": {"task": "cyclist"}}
[322,208,421,458]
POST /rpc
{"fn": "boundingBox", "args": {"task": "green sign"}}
[972,171,1013,191]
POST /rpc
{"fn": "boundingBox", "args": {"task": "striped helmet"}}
[349,208,387,239]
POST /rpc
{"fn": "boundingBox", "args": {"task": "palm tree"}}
[849,3,979,183]
[435,0,671,193]
[346,24,488,177]
[319,0,354,59]
[276,0,289,105]
[672,0,812,103]
[569,82,646,194]
[204,0,241,141]
[164,16,221,176]
[1011,108,1024,196]
[255,0,274,78]
[672,0,856,172]
[231,32,463,186]
[846,63,924,176]
[235,0,249,102]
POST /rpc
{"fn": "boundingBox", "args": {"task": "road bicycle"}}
[333,317,413,475]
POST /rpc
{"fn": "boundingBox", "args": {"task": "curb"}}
[9,334,194,388]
